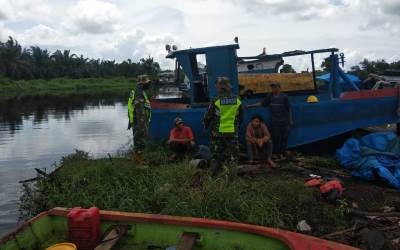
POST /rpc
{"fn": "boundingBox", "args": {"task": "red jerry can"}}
[68,207,100,250]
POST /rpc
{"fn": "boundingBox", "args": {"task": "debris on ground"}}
[297,220,312,232]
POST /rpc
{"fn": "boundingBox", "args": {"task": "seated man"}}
[168,117,195,160]
[246,115,275,167]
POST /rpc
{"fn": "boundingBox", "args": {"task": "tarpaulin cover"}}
[336,132,400,189]
[317,73,361,91]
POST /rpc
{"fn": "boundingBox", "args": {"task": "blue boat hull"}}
[149,91,400,148]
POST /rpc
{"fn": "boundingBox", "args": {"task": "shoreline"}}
[0,77,136,101]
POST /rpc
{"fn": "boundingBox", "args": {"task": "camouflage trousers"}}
[210,133,239,174]
[132,124,148,154]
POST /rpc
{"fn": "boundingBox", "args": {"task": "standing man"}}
[246,82,293,160]
[203,77,243,175]
[128,75,152,167]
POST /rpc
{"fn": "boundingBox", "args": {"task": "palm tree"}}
[0,37,33,79]
[71,54,89,78]
[50,49,77,77]
[139,56,160,76]
[29,46,51,79]
[99,60,117,77]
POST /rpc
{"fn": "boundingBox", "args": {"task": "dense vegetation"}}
[0,37,161,80]
[320,56,400,79]
[0,77,135,100]
[19,148,348,236]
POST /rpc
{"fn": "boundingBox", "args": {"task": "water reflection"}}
[0,98,131,236]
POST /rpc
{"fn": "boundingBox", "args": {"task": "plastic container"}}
[45,243,77,250]
[67,207,100,250]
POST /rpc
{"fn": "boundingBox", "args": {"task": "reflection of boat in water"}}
[149,42,399,147]
[0,207,358,250]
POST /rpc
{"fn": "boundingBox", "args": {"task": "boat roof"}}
[237,57,283,64]
[239,48,339,60]
[166,44,240,58]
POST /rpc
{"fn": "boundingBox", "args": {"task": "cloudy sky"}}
[0,0,399,70]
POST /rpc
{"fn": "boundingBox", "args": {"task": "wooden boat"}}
[0,207,359,250]
[149,43,400,147]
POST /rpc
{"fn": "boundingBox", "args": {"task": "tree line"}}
[281,57,400,80]
[2,35,399,81]
[0,36,161,80]
[319,56,400,79]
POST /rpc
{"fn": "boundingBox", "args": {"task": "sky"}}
[0,0,399,70]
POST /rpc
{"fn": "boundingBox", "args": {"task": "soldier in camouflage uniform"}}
[128,75,152,167]
[203,77,243,175]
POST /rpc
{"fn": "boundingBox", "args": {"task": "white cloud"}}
[223,0,340,21]
[0,23,15,41]
[19,24,63,46]
[0,9,7,20]
[0,0,52,22]
[104,29,180,68]
[351,0,400,33]
[133,6,186,34]
[0,0,399,71]
[62,0,121,34]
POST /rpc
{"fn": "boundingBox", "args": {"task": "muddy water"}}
[0,99,131,237]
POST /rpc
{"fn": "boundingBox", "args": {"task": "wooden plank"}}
[176,232,199,250]
[94,226,129,250]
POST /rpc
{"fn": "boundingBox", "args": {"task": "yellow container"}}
[45,243,77,250]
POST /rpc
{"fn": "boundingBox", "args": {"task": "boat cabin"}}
[166,44,240,105]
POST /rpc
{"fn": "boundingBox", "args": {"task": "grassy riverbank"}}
[19,148,349,236]
[20,145,400,248]
[0,77,135,101]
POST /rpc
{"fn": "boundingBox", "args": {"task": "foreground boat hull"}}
[0,208,358,250]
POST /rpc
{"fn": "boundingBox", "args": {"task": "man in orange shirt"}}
[168,117,195,160]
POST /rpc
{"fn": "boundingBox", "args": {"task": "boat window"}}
[193,54,209,103]
[196,54,206,70]
[247,64,254,70]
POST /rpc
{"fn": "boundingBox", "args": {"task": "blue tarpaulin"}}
[336,132,400,189]
[317,73,361,91]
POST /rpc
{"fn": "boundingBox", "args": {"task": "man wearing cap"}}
[127,75,152,167]
[246,82,293,160]
[167,117,195,160]
[203,77,243,175]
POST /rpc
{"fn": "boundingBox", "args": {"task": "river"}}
[0,98,131,237]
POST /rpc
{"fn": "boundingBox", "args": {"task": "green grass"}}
[0,77,136,100]
[19,148,349,236]
[303,155,341,169]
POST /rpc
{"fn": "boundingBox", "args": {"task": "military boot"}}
[211,161,221,176]
[132,152,148,169]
